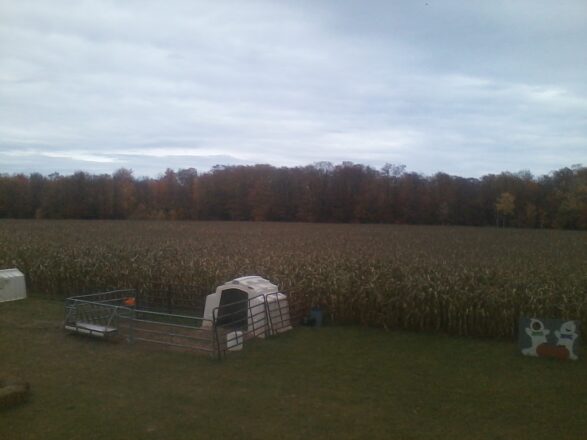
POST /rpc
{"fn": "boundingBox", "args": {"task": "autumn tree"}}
[496,192,516,227]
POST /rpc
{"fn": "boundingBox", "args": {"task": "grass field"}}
[0,220,586,339]
[2,298,587,440]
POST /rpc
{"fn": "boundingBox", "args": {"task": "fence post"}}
[264,295,273,337]
[128,308,135,344]
[213,308,222,361]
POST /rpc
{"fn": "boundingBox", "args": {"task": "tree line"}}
[1,162,586,229]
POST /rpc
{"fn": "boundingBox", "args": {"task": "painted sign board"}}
[519,318,580,360]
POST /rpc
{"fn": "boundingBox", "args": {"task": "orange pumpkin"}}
[536,343,569,360]
[123,297,136,307]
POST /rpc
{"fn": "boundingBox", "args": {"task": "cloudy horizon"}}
[1,0,586,178]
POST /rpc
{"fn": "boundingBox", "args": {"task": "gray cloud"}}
[1,0,585,177]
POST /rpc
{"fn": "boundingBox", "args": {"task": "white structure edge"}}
[0,268,27,303]
[202,276,292,336]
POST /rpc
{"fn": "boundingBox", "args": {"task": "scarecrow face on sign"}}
[529,319,549,337]
[558,321,576,336]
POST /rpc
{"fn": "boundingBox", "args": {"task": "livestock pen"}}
[64,277,301,359]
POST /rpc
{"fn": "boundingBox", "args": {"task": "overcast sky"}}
[1,0,586,178]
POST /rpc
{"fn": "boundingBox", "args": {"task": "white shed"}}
[202,276,291,336]
[0,268,27,303]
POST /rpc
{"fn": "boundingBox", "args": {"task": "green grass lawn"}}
[1,298,587,440]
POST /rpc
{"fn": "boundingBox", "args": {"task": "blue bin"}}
[310,308,323,327]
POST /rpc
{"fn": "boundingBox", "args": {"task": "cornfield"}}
[1,220,586,339]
